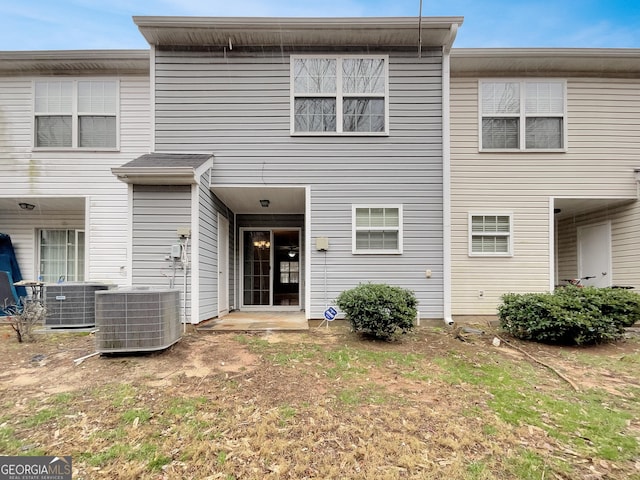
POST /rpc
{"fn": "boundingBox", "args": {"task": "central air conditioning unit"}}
[95,287,181,353]
[44,282,110,328]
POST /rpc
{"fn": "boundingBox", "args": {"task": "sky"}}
[1,0,640,51]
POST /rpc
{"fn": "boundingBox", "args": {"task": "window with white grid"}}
[480,80,565,151]
[469,214,513,256]
[292,56,388,135]
[353,205,402,254]
[34,79,118,149]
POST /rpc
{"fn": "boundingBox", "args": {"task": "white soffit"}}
[134,16,464,50]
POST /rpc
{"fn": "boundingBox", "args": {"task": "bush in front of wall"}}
[498,286,640,345]
[336,283,417,341]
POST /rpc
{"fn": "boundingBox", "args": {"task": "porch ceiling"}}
[211,186,305,214]
[0,197,85,214]
[554,197,636,219]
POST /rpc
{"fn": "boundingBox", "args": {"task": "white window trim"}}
[352,204,403,255]
[468,213,514,257]
[36,228,85,282]
[32,78,120,151]
[290,55,390,136]
[478,79,567,153]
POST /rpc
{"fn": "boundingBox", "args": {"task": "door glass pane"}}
[40,230,66,283]
[77,231,85,281]
[39,229,84,283]
[66,230,76,281]
[243,231,271,306]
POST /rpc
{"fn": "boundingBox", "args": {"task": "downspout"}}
[149,45,156,152]
[417,0,423,58]
[442,25,458,326]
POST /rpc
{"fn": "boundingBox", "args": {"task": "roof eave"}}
[450,48,640,76]
[111,167,199,185]
[0,50,150,75]
[133,16,464,49]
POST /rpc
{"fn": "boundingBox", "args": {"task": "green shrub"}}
[498,286,640,345]
[336,283,417,341]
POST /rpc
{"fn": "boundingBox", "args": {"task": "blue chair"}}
[0,270,21,316]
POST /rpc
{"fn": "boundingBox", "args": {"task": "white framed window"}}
[291,55,388,135]
[468,214,513,256]
[479,80,566,151]
[38,229,85,282]
[34,79,118,149]
[353,205,402,254]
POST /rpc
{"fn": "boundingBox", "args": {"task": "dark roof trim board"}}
[0,50,150,75]
[112,153,214,185]
[451,48,640,77]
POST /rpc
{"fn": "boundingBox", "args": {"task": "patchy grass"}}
[1,325,639,479]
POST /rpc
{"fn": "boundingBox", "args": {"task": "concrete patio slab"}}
[196,311,308,332]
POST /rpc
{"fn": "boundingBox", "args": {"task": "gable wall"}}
[153,48,447,318]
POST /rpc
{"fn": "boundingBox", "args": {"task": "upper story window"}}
[480,80,566,151]
[353,205,402,254]
[34,80,118,149]
[292,56,388,135]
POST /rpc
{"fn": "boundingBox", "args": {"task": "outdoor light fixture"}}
[260,199,270,208]
[19,202,35,211]
[288,249,297,258]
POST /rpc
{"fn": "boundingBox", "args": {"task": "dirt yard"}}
[1,322,639,479]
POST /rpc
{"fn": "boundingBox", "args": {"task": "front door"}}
[243,230,271,307]
[241,229,300,309]
[578,222,611,287]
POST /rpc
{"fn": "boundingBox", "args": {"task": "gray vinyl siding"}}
[132,185,192,319]
[154,48,445,319]
[198,169,234,321]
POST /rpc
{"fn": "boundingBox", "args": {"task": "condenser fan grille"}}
[95,288,181,353]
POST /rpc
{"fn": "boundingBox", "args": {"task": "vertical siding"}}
[0,75,150,284]
[450,76,640,315]
[154,49,445,319]
[198,169,235,321]
[132,185,192,319]
[198,170,217,320]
